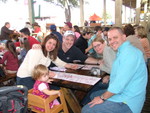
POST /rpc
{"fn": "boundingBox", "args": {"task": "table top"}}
[52,68,101,92]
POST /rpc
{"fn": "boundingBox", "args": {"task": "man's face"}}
[63,35,74,50]
[108,29,126,50]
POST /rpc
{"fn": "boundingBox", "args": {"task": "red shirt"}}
[0,51,19,71]
[15,36,40,48]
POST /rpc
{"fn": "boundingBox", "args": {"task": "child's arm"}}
[42,89,60,96]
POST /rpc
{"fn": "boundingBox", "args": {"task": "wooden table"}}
[51,68,102,113]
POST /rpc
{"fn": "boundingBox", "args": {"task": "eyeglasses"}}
[93,44,101,49]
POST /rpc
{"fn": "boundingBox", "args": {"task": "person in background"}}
[82,27,147,113]
[57,30,99,64]
[18,38,30,64]
[123,24,147,62]
[32,64,60,112]
[135,26,150,63]
[63,22,72,32]
[17,33,77,90]
[74,27,93,54]
[0,40,19,74]
[103,27,110,43]
[25,22,33,34]
[86,26,104,58]
[16,28,40,48]
[73,25,81,39]
[0,22,16,43]
[49,25,62,43]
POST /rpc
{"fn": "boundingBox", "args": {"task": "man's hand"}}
[102,75,110,84]
[88,96,104,108]
[49,71,56,78]
[65,64,78,70]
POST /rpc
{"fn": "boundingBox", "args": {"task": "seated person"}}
[50,30,99,68]
[81,36,116,105]
[74,27,93,54]
[32,64,60,112]
[0,40,19,74]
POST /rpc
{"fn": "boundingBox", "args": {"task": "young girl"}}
[0,40,19,74]
[32,64,60,112]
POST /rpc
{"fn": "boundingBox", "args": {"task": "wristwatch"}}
[100,95,106,101]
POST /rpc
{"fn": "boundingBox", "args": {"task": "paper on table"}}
[50,67,66,72]
[52,71,101,85]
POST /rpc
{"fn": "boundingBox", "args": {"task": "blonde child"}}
[32,64,60,112]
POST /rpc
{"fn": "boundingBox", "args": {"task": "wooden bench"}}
[0,73,16,87]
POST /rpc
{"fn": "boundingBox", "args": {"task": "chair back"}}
[28,89,68,113]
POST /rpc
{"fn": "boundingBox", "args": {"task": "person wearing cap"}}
[32,22,41,33]
[103,27,110,43]
[64,22,72,31]
[50,24,62,43]
[74,27,93,54]
[57,30,99,64]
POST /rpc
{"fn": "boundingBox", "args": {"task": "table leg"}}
[61,88,81,113]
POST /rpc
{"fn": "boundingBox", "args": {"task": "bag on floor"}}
[0,85,28,113]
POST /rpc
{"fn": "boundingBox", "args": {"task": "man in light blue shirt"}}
[82,27,147,113]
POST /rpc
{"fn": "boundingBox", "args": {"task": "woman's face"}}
[93,41,105,54]
[45,38,57,52]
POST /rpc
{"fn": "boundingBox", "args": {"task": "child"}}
[0,40,19,74]
[32,64,60,112]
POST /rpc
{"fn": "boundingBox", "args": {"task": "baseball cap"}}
[103,27,110,32]
[64,22,72,28]
[64,30,75,37]
[50,25,56,31]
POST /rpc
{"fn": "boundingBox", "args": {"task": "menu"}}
[52,71,101,85]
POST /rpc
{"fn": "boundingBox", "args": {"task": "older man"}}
[82,27,147,113]
[0,22,16,43]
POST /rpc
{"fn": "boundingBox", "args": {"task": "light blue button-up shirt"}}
[107,41,148,113]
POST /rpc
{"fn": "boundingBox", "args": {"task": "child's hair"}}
[32,64,49,80]
[20,38,30,52]
[6,40,18,58]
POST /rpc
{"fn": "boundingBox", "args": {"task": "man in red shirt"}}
[15,28,40,48]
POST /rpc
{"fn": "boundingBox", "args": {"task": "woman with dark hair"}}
[123,24,147,61]
[17,33,77,90]
[18,38,30,63]
[73,25,81,39]
[0,40,19,74]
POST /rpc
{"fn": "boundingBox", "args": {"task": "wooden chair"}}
[28,89,68,113]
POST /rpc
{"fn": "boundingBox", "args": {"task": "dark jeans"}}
[81,80,109,106]
[16,77,35,90]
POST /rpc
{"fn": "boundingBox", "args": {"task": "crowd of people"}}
[0,21,149,113]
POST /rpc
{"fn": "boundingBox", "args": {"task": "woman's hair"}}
[32,64,48,80]
[73,25,81,34]
[92,36,105,45]
[20,38,30,52]
[6,40,18,58]
[123,24,135,37]
[135,26,147,38]
[41,33,59,61]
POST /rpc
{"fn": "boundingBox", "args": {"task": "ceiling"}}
[112,0,136,9]
[123,0,136,8]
